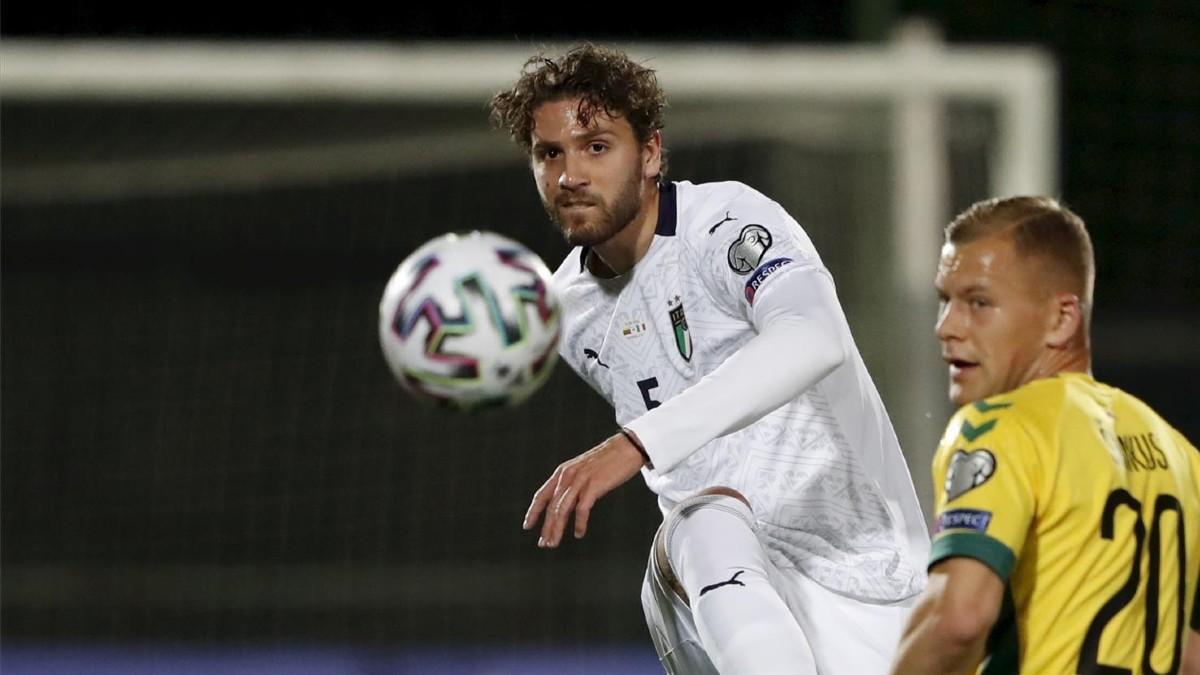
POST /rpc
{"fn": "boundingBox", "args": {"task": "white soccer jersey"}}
[552,180,928,602]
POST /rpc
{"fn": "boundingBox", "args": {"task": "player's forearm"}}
[890,608,987,675]
[891,562,1001,675]
[624,270,845,472]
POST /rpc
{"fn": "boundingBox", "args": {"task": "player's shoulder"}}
[1010,374,1076,412]
[672,180,795,239]
[938,381,1061,454]
[551,246,584,284]
[1106,381,1199,457]
[552,243,583,273]
[550,246,601,305]
[1055,372,1180,443]
[1105,379,1169,427]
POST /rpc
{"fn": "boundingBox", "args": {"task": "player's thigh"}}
[769,563,914,672]
[640,529,720,675]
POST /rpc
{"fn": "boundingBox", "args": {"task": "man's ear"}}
[643,130,663,180]
[1045,292,1083,349]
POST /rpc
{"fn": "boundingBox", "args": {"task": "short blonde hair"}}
[947,196,1095,324]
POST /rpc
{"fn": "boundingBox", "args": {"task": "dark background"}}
[3,0,1197,650]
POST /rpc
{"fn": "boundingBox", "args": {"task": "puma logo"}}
[698,570,746,597]
[708,211,738,234]
[583,348,610,369]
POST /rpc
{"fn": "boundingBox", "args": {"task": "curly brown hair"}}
[489,44,668,177]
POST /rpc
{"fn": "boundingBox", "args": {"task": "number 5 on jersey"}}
[637,377,662,410]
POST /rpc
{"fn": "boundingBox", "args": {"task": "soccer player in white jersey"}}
[490,44,929,674]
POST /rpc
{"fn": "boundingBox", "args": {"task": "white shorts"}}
[640,525,915,675]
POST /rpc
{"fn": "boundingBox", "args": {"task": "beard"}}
[542,161,644,248]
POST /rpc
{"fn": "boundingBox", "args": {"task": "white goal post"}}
[0,21,1057,516]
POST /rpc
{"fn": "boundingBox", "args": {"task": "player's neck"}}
[1028,346,1093,384]
[590,182,661,276]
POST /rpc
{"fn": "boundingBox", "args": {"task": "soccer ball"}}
[379,231,561,410]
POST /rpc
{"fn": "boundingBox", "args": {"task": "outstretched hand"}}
[523,431,647,548]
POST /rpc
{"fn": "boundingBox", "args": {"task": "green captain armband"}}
[929,532,1016,581]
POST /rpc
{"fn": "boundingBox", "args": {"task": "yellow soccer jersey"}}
[930,372,1200,674]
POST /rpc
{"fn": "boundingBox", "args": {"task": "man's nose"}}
[558,153,589,191]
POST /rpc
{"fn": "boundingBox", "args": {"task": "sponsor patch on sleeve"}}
[935,508,993,534]
[743,257,794,304]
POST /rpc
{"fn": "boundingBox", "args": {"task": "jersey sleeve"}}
[929,401,1043,581]
[1178,428,1200,631]
[694,191,825,323]
[622,264,846,473]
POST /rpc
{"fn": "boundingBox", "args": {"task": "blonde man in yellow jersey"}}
[891,196,1200,675]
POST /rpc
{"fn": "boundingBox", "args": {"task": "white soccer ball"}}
[379,231,561,410]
